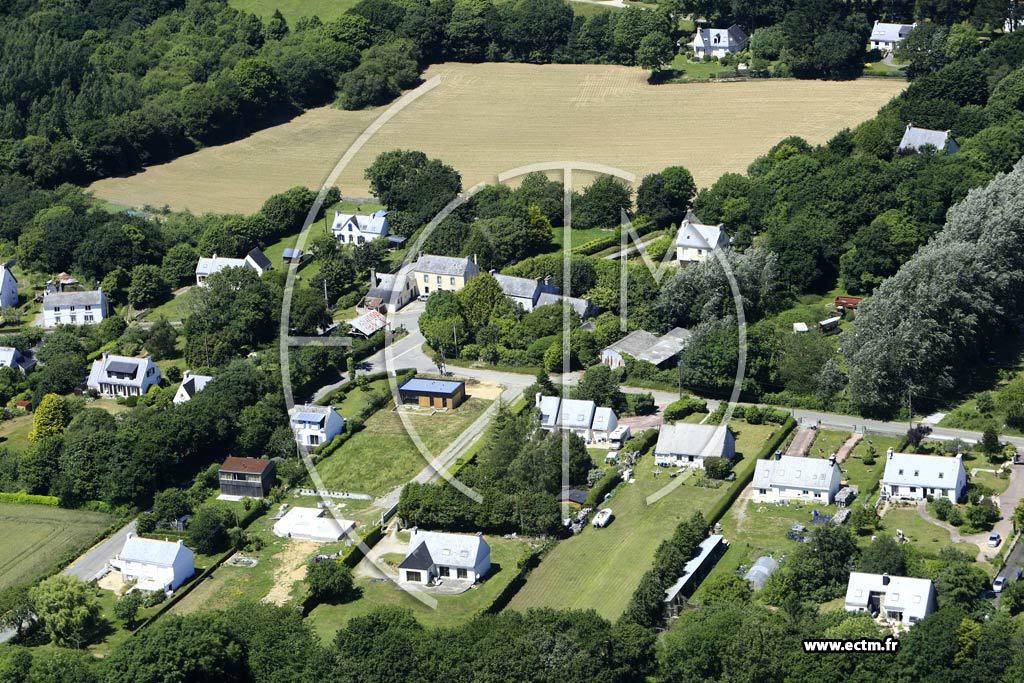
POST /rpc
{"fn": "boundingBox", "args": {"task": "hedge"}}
[481,541,555,615]
[315,368,417,406]
[0,491,59,506]
[585,471,622,508]
[663,397,708,422]
[571,220,661,256]
[705,415,796,526]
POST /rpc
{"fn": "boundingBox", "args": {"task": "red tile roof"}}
[219,457,273,474]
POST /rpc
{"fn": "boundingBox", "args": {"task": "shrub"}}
[662,396,708,422]
[933,497,953,521]
[585,471,621,508]
[703,457,732,480]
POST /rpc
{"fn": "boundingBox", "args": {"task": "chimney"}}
[183,370,191,381]
[473,254,478,265]
[536,392,543,406]
[828,455,836,467]
[177,539,184,546]
[490,269,498,276]
[102,351,110,360]
[887,447,894,459]
[882,574,890,586]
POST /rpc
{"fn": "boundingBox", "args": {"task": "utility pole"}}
[453,320,459,360]
[907,387,913,431]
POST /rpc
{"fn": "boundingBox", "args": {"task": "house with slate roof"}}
[0,346,34,373]
[331,210,391,245]
[870,21,916,53]
[881,451,966,502]
[110,534,195,593]
[42,289,107,328]
[898,124,958,155]
[195,248,271,286]
[752,455,842,504]
[536,394,619,442]
[173,370,213,404]
[410,253,479,296]
[693,24,749,58]
[845,572,936,627]
[654,423,735,468]
[601,328,691,370]
[87,353,161,397]
[0,265,17,310]
[399,529,491,584]
[676,211,730,265]
[362,269,417,312]
[289,404,344,447]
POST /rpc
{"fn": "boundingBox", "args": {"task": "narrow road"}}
[63,518,136,582]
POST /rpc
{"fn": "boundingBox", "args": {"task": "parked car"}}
[993,576,1007,593]
[988,533,1002,548]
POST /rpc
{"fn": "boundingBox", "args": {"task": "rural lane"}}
[62,518,136,583]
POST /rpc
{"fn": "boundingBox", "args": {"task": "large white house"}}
[693,24,749,58]
[536,394,618,442]
[898,124,959,155]
[398,529,491,584]
[87,353,161,397]
[110,534,195,593]
[869,21,916,53]
[881,451,966,503]
[331,210,390,245]
[173,371,213,405]
[289,404,344,448]
[676,211,730,265]
[195,248,272,286]
[0,265,17,310]
[752,455,843,504]
[42,289,108,328]
[845,572,936,627]
[654,423,735,468]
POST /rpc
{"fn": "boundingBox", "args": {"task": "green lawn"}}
[0,503,113,591]
[551,226,613,250]
[667,55,730,80]
[972,469,1011,496]
[329,378,393,417]
[228,0,361,22]
[307,535,531,637]
[507,420,780,620]
[880,507,981,560]
[316,398,493,496]
[145,287,196,324]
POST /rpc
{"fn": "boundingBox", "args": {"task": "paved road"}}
[63,518,136,582]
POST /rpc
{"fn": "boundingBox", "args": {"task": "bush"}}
[186,504,236,555]
[703,457,732,479]
[662,396,708,422]
[947,507,965,527]
[933,497,953,521]
[306,559,355,604]
[585,471,622,508]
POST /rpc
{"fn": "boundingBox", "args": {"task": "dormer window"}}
[939,472,944,479]
[898,469,904,475]
[914,470,919,476]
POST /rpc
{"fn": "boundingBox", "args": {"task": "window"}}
[758,489,766,495]
[939,472,944,479]
[53,306,60,312]
[436,275,441,284]
[456,568,468,579]
[438,567,449,577]
[802,490,809,495]
[406,571,422,582]
[814,492,821,498]
[309,435,320,446]
[898,469,904,475]
[423,274,429,282]
[84,315,93,323]
[909,487,916,493]
[449,277,455,285]
[85,305,91,311]
[70,306,76,311]
[914,470,919,476]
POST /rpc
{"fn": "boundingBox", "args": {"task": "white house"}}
[331,210,390,245]
[362,269,417,312]
[654,423,736,468]
[0,347,34,373]
[881,451,966,503]
[398,529,491,584]
[898,124,959,155]
[845,572,936,627]
[289,404,344,448]
[272,507,355,542]
[195,248,272,286]
[41,289,108,328]
[752,455,843,504]
[492,273,555,312]
[87,353,161,397]
[676,211,730,265]
[0,265,17,310]
[693,24,749,58]
[173,371,213,404]
[110,534,195,593]
[601,328,691,370]
[536,394,618,442]
[869,21,916,53]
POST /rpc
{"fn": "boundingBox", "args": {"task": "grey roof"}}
[493,273,541,300]
[882,452,964,488]
[333,211,389,236]
[398,541,434,570]
[694,24,748,49]
[0,347,31,372]
[556,489,588,505]
[43,289,105,308]
[753,456,840,490]
[106,359,139,375]
[246,248,272,272]
[88,355,155,388]
[592,407,617,432]
[399,377,465,396]
[349,310,388,336]
[413,254,480,278]
[179,373,213,400]
[293,412,325,425]
[655,423,734,459]
[676,218,728,250]
[604,328,690,366]
[405,530,489,570]
[845,572,935,620]
[871,21,915,43]
[899,125,954,153]
[664,535,725,602]
[120,536,191,567]
[536,292,594,318]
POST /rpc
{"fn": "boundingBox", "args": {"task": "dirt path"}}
[915,503,991,562]
[785,427,817,456]
[834,434,863,464]
[262,540,317,605]
[354,526,404,580]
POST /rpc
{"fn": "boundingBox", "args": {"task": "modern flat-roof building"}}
[218,457,276,499]
[398,377,466,409]
[272,507,355,542]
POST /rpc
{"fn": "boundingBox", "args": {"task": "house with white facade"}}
[331,210,390,245]
[845,572,936,627]
[399,529,491,585]
[536,394,618,442]
[492,273,555,312]
[173,371,213,404]
[654,423,735,468]
[869,21,916,53]
[362,269,417,312]
[195,248,271,286]
[0,347,34,373]
[752,455,843,504]
[42,289,108,328]
[693,25,749,58]
[676,211,730,265]
[110,534,195,593]
[881,451,966,503]
[289,404,344,448]
[898,124,959,155]
[0,265,17,310]
[87,353,161,397]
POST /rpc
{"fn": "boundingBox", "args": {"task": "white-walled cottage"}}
[195,248,271,286]
[42,289,108,328]
[399,529,491,584]
[654,423,735,468]
[289,404,344,448]
[173,371,213,404]
[845,572,936,627]
[331,210,390,245]
[87,353,161,397]
[110,534,195,593]
[752,455,843,504]
[869,21,916,53]
[536,394,618,442]
[676,211,729,265]
[693,25,749,58]
[0,265,17,310]
[881,451,966,503]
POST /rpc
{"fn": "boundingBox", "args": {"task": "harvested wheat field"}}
[89,63,906,214]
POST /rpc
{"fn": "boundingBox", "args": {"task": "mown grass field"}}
[315,397,492,496]
[228,0,360,22]
[0,504,113,591]
[507,420,780,620]
[88,63,905,215]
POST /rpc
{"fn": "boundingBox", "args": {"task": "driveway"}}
[63,518,136,582]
